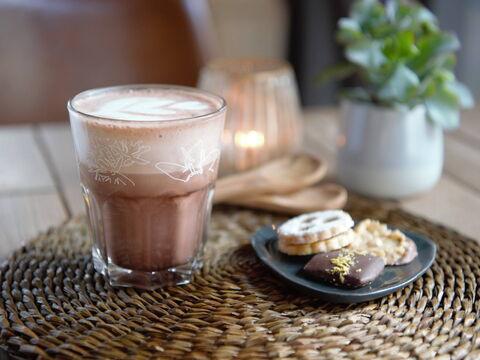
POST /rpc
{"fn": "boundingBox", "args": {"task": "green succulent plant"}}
[321,0,474,129]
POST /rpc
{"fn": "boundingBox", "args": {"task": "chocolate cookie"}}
[303,249,385,288]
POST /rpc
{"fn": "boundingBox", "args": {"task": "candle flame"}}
[234,130,265,148]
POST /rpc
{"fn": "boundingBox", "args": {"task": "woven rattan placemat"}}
[1,198,479,359]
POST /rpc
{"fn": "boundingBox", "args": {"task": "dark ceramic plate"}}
[251,226,436,303]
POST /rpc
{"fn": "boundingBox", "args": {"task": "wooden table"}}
[1,108,479,260]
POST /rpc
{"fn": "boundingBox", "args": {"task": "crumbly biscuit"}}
[278,230,356,256]
[348,219,408,265]
[394,238,418,265]
[278,210,354,245]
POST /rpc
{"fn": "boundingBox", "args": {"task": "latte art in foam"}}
[94,97,211,121]
[72,87,219,121]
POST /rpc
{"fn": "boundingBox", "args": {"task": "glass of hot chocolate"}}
[68,85,226,289]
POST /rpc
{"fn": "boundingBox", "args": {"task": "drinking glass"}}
[68,85,226,289]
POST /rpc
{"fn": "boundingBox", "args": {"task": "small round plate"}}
[251,226,437,304]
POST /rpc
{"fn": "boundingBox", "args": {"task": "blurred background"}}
[1,0,478,125]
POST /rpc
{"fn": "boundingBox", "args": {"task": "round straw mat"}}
[1,197,480,359]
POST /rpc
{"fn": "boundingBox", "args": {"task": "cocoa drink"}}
[68,85,226,289]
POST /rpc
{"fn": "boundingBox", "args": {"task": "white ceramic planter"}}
[337,100,443,198]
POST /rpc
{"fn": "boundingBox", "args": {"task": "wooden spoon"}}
[222,183,348,215]
[214,154,327,203]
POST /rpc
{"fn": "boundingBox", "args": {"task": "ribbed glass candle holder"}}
[198,58,303,175]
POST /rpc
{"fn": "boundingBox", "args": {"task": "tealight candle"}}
[199,58,303,175]
[234,130,266,171]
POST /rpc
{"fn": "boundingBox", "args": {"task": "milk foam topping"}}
[69,86,226,179]
[71,86,222,121]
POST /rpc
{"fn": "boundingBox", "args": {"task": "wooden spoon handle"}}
[214,154,328,204]
[213,172,263,203]
[224,183,348,215]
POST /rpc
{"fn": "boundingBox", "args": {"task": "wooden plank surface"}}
[457,108,480,144]
[444,136,480,193]
[0,106,479,261]
[0,125,67,259]
[0,192,67,260]
[402,176,480,239]
[0,126,55,193]
[37,124,84,215]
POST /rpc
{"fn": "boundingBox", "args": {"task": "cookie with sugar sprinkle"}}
[304,249,385,288]
[278,210,354,245]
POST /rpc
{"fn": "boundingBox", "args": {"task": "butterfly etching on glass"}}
[155,141,220,183]
[88,139,150,186]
